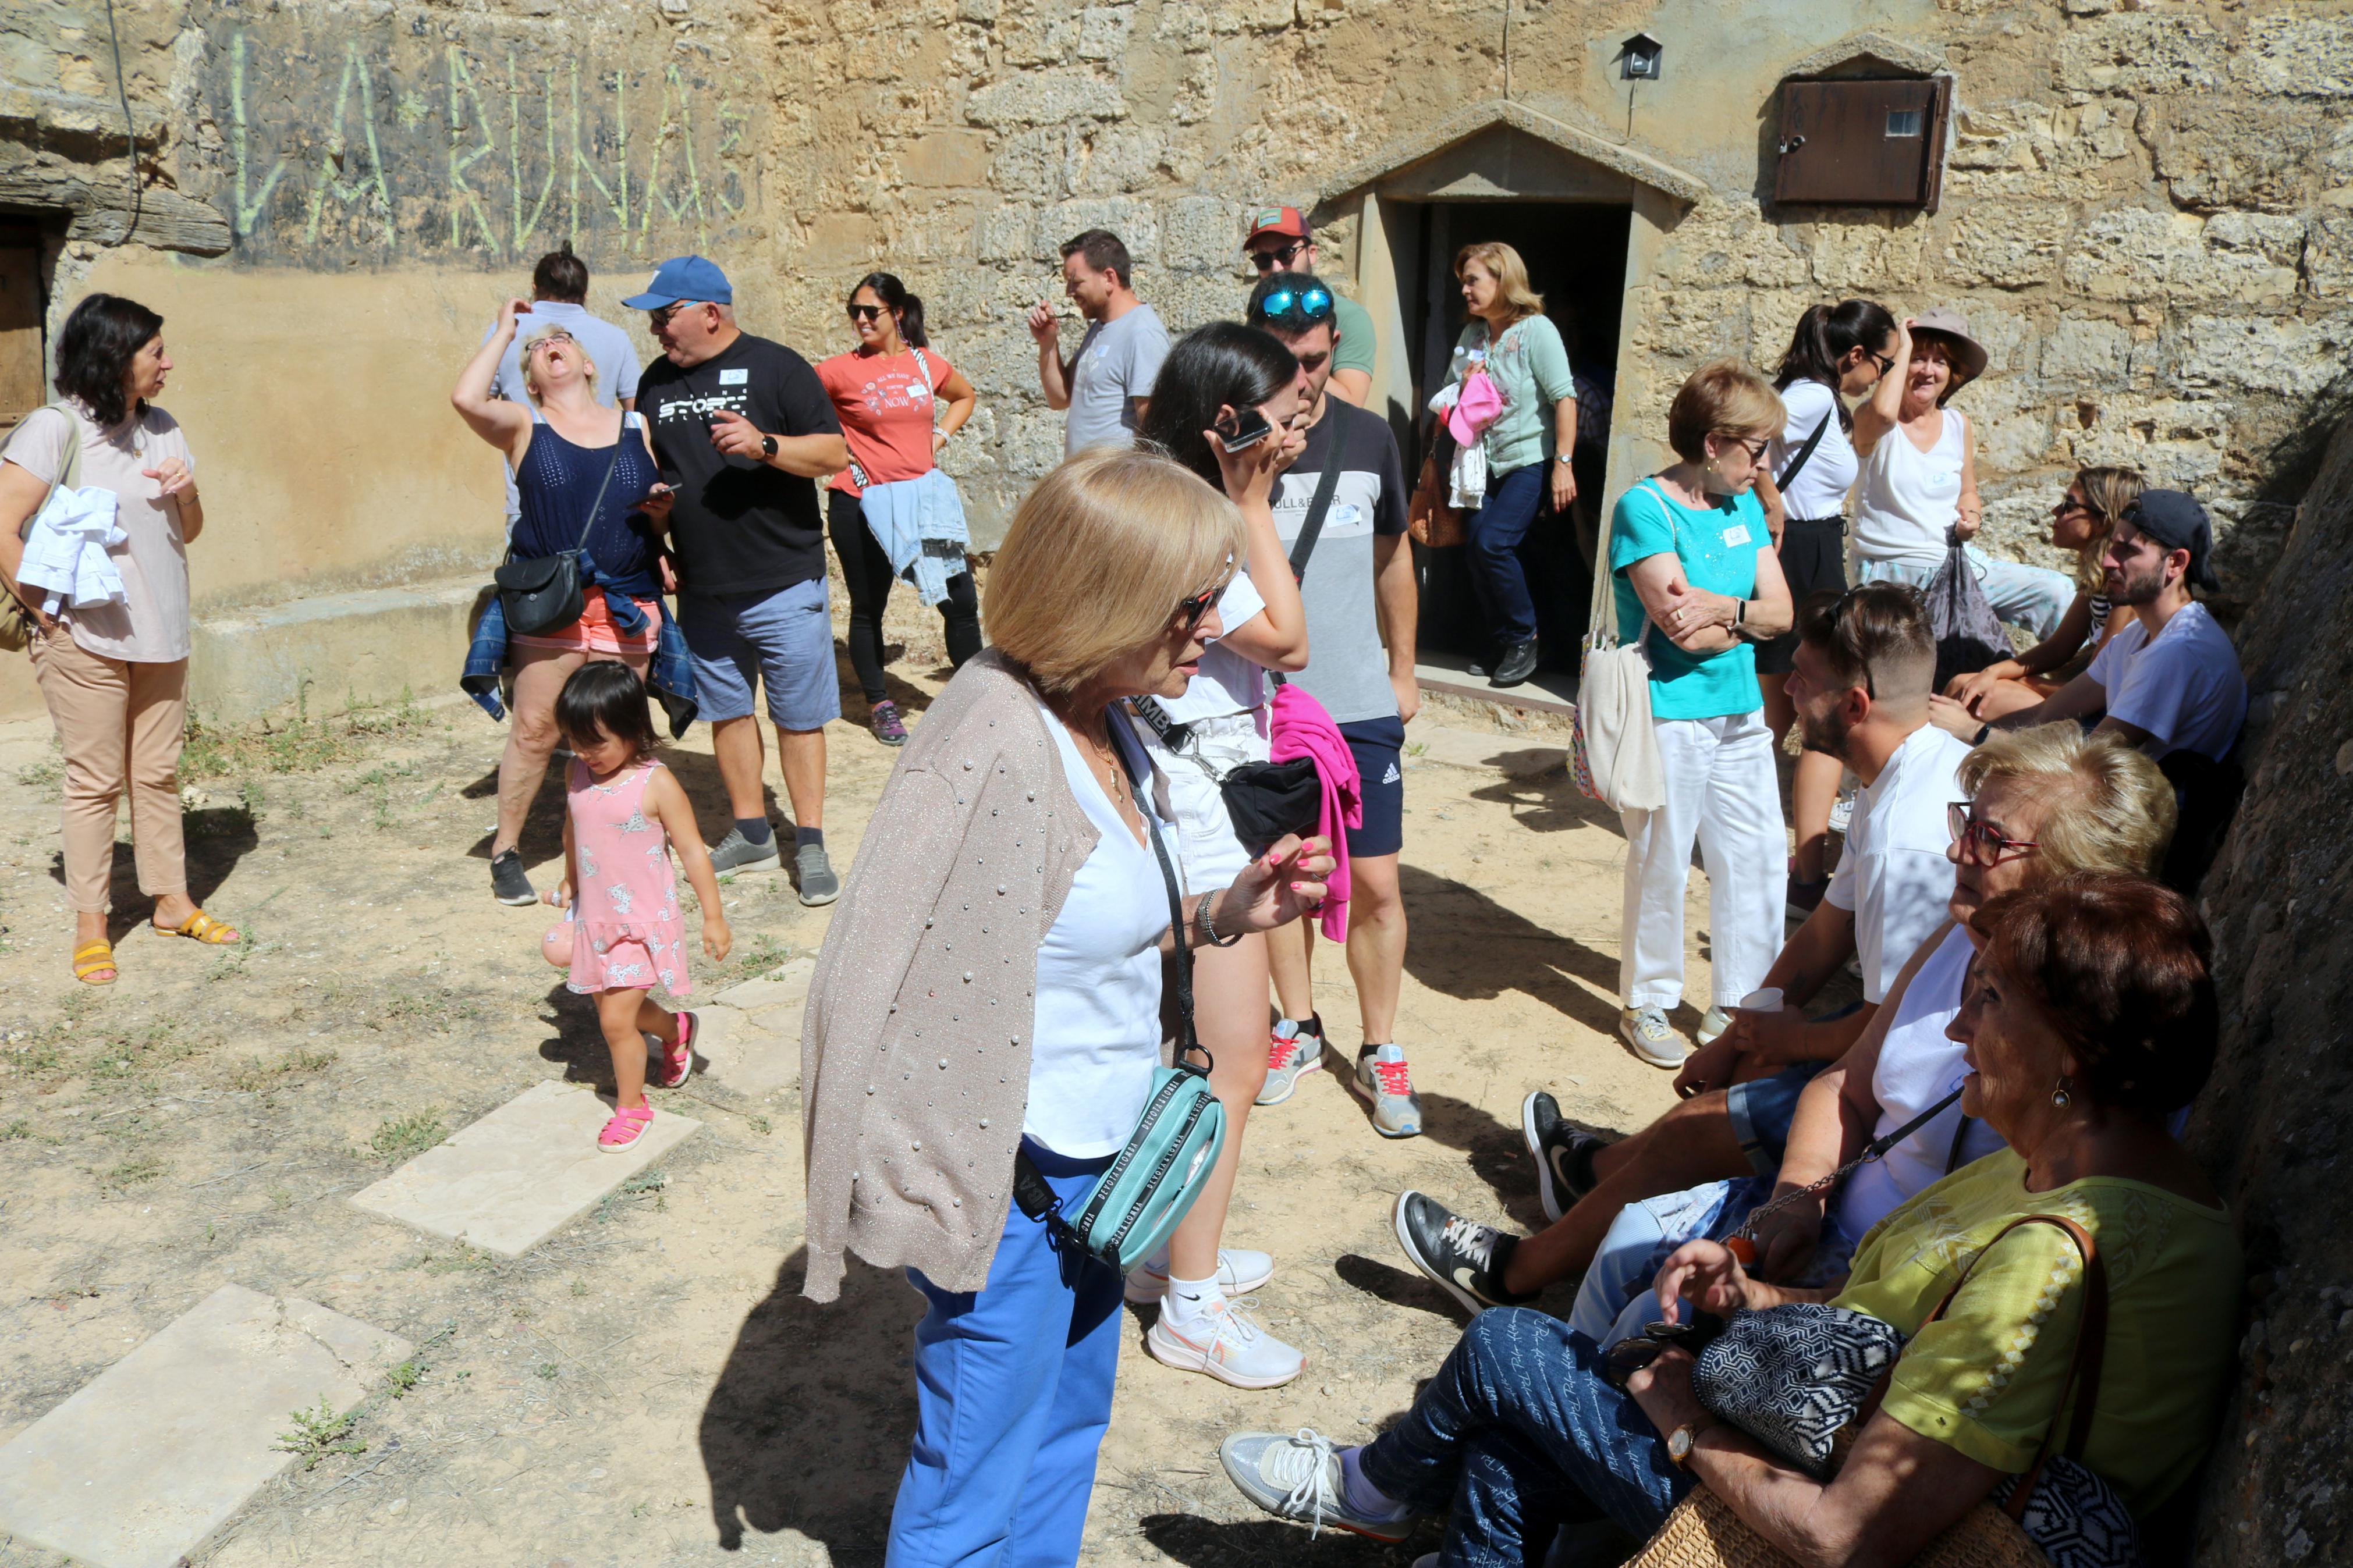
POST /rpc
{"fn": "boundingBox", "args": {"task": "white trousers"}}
[1618,709,1787,1011]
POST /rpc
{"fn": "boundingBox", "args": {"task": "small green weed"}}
[13,757,61,791]
[275,1398,366,1471]
[594,1166,668,1224]
[402,1243,495,1275]
[369,1111,445,1162]
[229,1046,338,1094]
[384,1359,424,1398]
[102,1154,163,1190]
[2,1120,27,1141]
[182,688,434,781]
[534,1361,560,1381]
[747,1114,772,1136]
[267,1185,295,1208]
[715,933,793,985]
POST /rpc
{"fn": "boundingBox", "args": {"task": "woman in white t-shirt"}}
[1850,308,2075,642]
[1128,323,1312,1389]
[1752,300,1898,910]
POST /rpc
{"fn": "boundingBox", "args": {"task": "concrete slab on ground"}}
[700,955,813,1094]
[0,1283,413,1568]
[1415,649,1577,717]
[1410,723,1570,780]
[347,1080,700,1256]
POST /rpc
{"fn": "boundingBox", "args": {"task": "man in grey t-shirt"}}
[483,246,644,527]
[1026,228,1170,455]
[1246,273,1424,1137]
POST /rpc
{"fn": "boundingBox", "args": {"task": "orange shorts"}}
[510,589,661,656]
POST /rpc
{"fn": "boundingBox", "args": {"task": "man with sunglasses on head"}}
[626,256,853,904]
[1238,208,1376,408]
[1027,229,1170,456]
[1243,272,1423,1135]
[484,246,642,535]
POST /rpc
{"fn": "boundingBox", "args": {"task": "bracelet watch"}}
[1197,890,1243,950]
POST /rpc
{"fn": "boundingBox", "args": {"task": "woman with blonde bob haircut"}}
[800,445,1336,1567]
[1420,239,1580,688]
[1606,360,1794,1067]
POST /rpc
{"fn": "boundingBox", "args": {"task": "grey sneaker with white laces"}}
[1218,1428,1414,1543]
[1619,1005,1687,1069]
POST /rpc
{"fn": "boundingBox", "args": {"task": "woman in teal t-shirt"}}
[1605,361,1794,1068]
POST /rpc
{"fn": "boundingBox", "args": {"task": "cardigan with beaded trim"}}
[800,648,1103,1302]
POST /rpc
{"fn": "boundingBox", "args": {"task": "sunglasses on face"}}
[1248,241,1307,272]
[847,303,885,322]
[1948,801,2040,864]
[1255,286,1333,323]
[2052,497,2089,518]
[1175,584,1220,634]
[1864,349,1897,376]
[650,303,696,330]
[1719,433,1770,464]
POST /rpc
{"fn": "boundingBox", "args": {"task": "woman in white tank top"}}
[1850,308,2075,641]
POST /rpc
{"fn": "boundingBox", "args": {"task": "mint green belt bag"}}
[1011,733,1227,1274]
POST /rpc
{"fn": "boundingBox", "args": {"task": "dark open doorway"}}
[1402,201,1630,671]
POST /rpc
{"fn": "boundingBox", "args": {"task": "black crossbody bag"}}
[494,427,628,637]
[1130,413,1353,856]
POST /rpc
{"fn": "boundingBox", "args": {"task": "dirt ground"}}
[0,586,1781,1568]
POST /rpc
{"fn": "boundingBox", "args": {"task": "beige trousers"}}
[30,625,189,914]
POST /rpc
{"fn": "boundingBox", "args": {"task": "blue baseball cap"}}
[621,255,733,310]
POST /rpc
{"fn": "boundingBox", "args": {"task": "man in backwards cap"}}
[1930,488,2245,760]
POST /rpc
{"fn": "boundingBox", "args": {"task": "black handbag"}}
[495,429,627,637]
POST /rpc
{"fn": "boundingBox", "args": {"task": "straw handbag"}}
[1628,1215,2117,1568]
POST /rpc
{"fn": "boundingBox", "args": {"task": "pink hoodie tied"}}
[1268,680,1362,941]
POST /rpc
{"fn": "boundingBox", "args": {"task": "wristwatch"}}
[1555,453,1574,465]
[1666,1421,1710,1467]
[760,433,778,458]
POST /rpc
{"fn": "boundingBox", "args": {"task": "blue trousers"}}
[1464,463,1547,646]
[1357,1309,1690,1568]
[886,1143,1123,1568]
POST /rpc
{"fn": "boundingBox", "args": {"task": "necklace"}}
[1050,701,1130,813]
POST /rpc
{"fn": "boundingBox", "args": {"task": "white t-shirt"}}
[1852,408,1966,568]
[1826,723,1974,1004]
[2085,601,2246,762]
[1768,378,1858,522]
[1834,925,2007,1242]
[1158,568,1269,724]
[1024,704,1172,1158]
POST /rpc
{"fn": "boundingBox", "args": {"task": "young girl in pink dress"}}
[545,662,732,1151]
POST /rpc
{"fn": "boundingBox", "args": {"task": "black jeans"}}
[827,489,982,705]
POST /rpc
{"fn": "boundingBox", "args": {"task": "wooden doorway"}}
[0,222,50,436]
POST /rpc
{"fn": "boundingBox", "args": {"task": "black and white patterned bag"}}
[1690,1303,1902,1479]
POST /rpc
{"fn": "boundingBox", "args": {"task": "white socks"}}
[1161,1271,1225,1330]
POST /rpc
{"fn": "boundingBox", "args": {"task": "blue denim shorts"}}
[1723,1060,1830,1178]
[676,578,842,730]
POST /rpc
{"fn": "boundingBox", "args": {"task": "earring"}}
[2051,1076,2074,1110]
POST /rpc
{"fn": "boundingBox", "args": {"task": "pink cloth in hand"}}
[1268,680,1362,941]
[1445,365,1504,447]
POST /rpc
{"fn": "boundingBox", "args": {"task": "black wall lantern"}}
[1622,32,1663,81]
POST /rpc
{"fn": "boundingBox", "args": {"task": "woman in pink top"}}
[816,273,981,746]
[0,294,240,984]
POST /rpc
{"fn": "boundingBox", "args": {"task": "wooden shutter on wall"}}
[1773,77,1953,211]
[0,225,44,436]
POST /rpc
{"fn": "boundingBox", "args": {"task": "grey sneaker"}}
[489,849,535,906]
[708,827,782,877]
[1619,1005,1687,1069]
[793,842,840,906]
[1218,1428,1414,1543]
[1255,1015,1325,1106]
[1350,1044,1423,1137]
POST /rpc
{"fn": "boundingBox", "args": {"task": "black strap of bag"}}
[1010,713,1204,1228]
[1775,410,1834,494]
[1285,408,1352,583]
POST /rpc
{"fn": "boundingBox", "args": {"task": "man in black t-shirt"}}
[626,257,851,904]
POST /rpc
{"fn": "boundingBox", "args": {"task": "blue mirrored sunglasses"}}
[1256,286,1333,321]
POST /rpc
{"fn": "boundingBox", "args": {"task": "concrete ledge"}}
[189,577,489,726]
[1415,651,1578,720]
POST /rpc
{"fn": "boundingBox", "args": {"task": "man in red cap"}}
[1242,207,1376,408]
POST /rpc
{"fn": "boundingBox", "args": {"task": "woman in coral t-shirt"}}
[816,273,981,746]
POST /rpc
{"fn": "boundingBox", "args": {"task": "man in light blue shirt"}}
[481,245,644,528]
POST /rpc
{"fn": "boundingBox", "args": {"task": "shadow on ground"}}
[57,803,261,945]
[1140,1510,1436,1566]
[700,1247,922,1559]
[1398,865,1621,1039]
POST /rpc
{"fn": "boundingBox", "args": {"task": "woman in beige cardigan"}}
[801,446,1333,1567]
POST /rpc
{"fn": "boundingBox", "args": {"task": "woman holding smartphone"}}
[453,296,670,907]
[1125,322,1312,1389]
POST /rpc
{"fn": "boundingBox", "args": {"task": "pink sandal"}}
[655,1011,698,1090]
[598,1103,655,1153]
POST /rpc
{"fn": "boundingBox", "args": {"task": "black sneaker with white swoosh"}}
[1391,1191,1538,1316]
[1522,1090,1607,1225]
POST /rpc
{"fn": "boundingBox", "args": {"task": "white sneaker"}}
[1827,788,1856,835]
[1147,1295,1305,1388]
[1124,1247,1276,1304]
[1619,1005,1687,1069]
[1695,1005,1733,1046]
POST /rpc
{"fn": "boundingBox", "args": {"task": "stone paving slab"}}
[1410,723,1569,780]
[0,1283,413,1568]
[701,956,812,1094]
[347,1080,700,1257]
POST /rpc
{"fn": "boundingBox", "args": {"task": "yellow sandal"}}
[73,940,118,985]
[157,909,240,945]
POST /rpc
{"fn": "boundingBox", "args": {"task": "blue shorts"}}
[1339,714,1406,859]
[677,578,842,730]
[1723,1060,1830,1178]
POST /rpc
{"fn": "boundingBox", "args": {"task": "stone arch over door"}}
[1315,98,1710,511]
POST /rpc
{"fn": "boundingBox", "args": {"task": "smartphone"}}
[1215,407,1273,453]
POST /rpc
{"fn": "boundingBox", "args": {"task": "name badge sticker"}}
[719,368,749,386]
[1722,523,1752,547]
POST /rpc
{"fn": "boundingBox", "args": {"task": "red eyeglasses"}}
[1948,802,2040,864]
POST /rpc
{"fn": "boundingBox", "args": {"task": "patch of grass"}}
[182,688,435,782]
[274,1398,366,1471]
[88,1023,201,1088]
[534,1361,560,1381]
[714,933,793,986]
[2,1119,27,1141]
[102,1154,163,1190]
[402,1243,495,1275]
[595,1166,669,1224]
[228,1046,338,1094]
[13,756,61,791]
[368,1111,445,1163]
[747,1114,772,1136]
[267,1185,294,1209]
